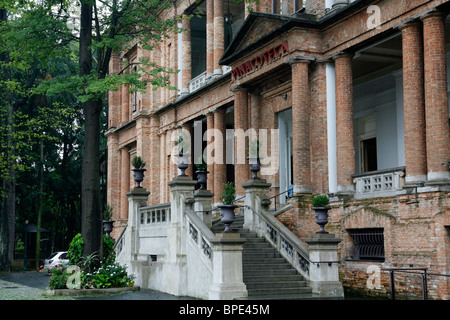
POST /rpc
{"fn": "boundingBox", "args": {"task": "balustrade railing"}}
[186,209,215,262]
[139,202,171,226]
[353,167,405,199]
[188,71,207,93]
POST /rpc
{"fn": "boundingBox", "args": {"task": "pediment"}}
[221,13,292,66]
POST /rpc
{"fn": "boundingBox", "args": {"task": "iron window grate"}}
[349,228,385,261]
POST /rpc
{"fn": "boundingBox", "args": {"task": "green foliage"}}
[221,182,236,205]
[102,234,116,266]
[103,203,114,221]
[47,264,69,290]
[91,263,135,289]
[312,194,330,208]
[67,233,84,266]
[79,252,99,273]
[131,155,146,169]
[195,156,207,171]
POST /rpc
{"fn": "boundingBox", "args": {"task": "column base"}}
[427,171,450,185]
[292,184,312,194]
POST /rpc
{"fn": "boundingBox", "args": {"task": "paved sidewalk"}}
[0,271,195,300]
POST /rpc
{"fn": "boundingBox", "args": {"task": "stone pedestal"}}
[305,233,344,298]
[208,233,248,300]
[125,188,150,273]
[166,176,197,296]
[193,189,214,228]
[242,178,271,235]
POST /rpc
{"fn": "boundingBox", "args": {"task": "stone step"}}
[245,281,308,291]
[247,286,312,297]
[212,216,314,299]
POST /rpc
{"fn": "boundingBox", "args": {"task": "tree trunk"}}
[35,138,43,270]
[79,1,102,259]
[0,8,15,271]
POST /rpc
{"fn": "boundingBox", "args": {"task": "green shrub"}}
[102,235,116,266]
[221,182,236,205]
[312,194,330,208]
[92,263,135,289]
[67,233,84,266]
[47,265,69,289]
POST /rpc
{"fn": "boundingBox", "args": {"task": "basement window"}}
[348,228,385,261]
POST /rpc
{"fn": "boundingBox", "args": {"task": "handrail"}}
[268,186,293,211]
[382,267,450,300]
[113,223,128,254]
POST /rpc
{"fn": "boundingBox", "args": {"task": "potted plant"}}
[217,182,238,233]
[312,194,330,234]
[131,155,146,188]
[248,139,261,179]
[195,156,208,190]
[102,204,115,238]
[175,134,189,176]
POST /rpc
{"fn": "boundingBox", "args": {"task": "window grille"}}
[348,228,385,261]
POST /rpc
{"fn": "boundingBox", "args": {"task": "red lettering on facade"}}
[231,41,289,80]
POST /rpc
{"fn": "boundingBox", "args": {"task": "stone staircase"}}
[211,213,313,300]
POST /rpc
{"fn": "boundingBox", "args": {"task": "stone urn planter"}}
[177,152,190,176]
[312,194,330,234]
[131,156,146,188]
[195,157,208,189]
[103,220,115,238]
[196,170,209,190]
[248,156,261,179]
[219,182,237,233]
[132,168,146,188]
[218,204,239,233]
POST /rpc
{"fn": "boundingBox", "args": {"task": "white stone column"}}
[326,63,338,194]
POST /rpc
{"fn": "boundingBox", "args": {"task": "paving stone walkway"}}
[0,278,73,300]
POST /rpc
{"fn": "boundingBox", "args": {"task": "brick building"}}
[107,0,450,299]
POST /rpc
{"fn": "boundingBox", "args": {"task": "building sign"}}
[231,41,289,80]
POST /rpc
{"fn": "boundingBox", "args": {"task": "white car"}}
[43,251,69,271]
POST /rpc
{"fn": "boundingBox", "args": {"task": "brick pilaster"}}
[181,15,191,95]
[120,147,130,220]
[206,111,215,193]
[106,132,120,221]
[289,56,313,194]
[421,12,450,183]
[400,21,427,185]
[232,86,249,196]
[121,57,129,124]
[214,108,227,203]
[333,53,355,193]
[213,0,224,75]
[149,115,161,205]
[108,53,121,128]
[206,0,214,77]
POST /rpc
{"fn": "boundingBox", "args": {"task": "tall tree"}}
[1,0,181,263]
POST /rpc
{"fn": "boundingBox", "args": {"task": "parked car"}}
[43,251,69,271]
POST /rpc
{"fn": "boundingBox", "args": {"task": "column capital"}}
[287,55,315,65]
[330,51,354,61]
[395,18,421,31]
[418,8,447,21]
[230,85,248,93]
